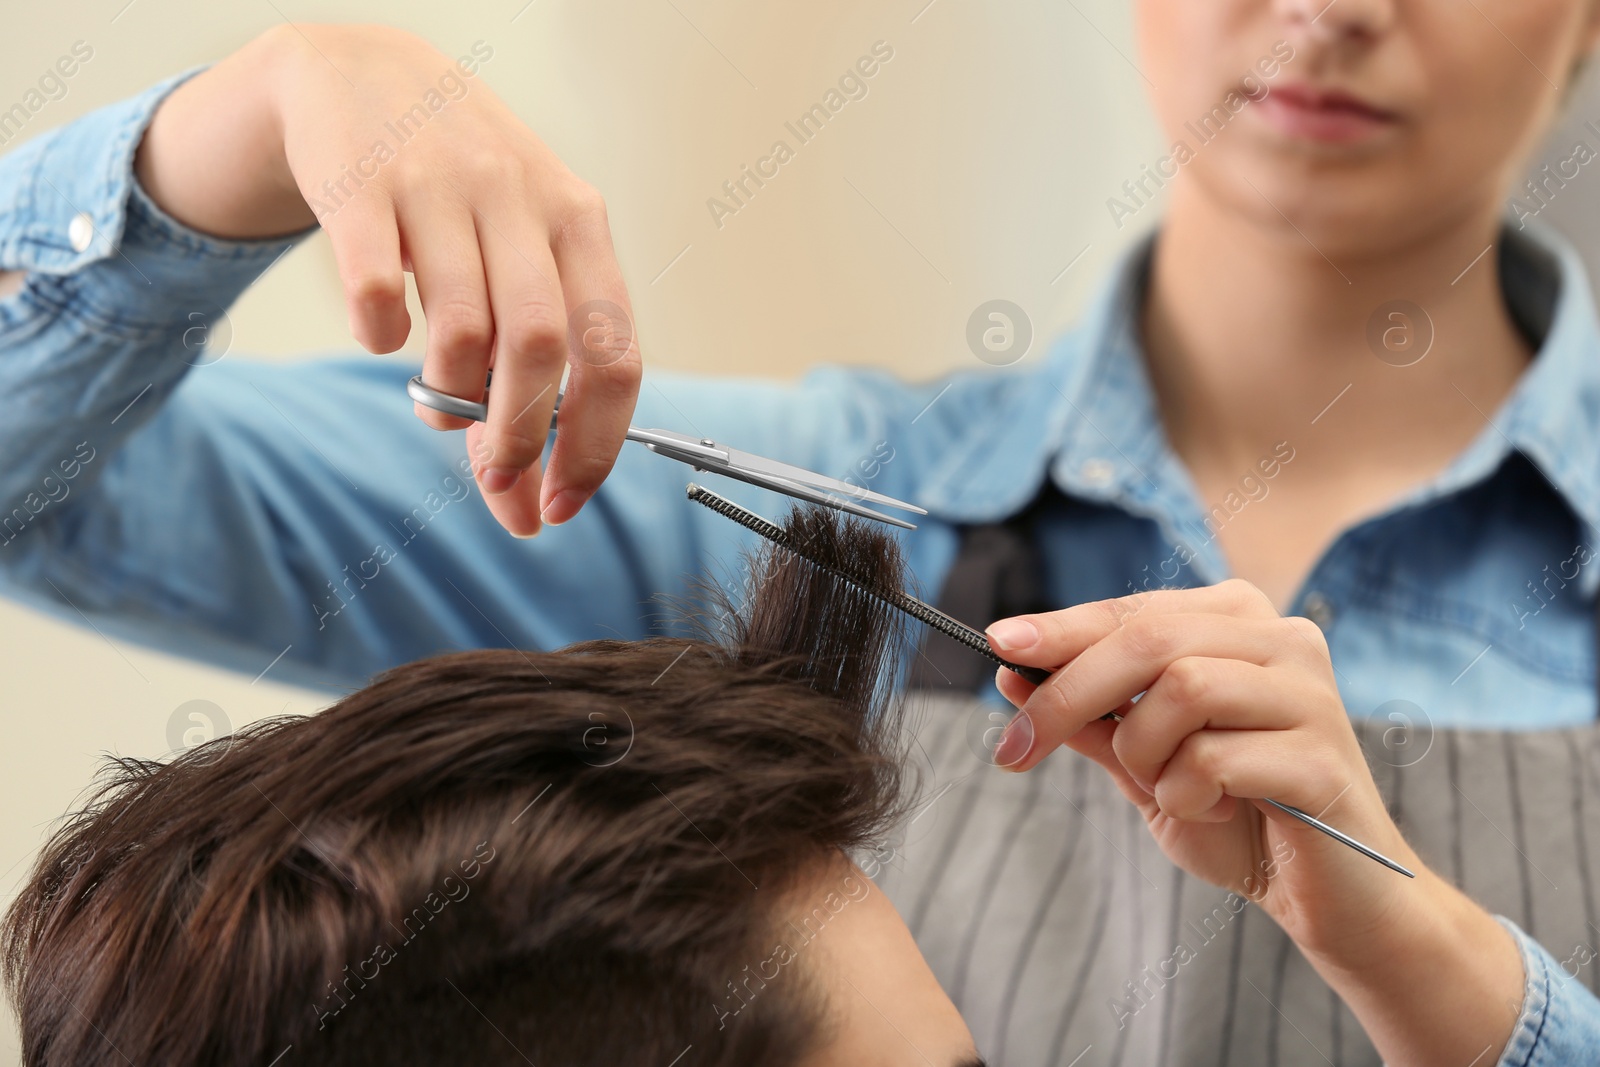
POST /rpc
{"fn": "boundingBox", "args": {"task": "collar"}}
[1344,219,1600,602]
[1430,221,1600,554]
[917,218,1600,591]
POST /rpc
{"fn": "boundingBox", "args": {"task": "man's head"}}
[2,507,981,1066]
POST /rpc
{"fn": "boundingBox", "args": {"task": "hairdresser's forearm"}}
[133,26,313,239]
[1300,868,1523,1066]
[0,67,309,521]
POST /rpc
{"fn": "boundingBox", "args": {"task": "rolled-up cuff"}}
[1493,914,1600,1066]
[0,64,316,339]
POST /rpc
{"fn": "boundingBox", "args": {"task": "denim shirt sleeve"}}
[0,75,928,694]
[1494,915,1600,1066]
[0,64,298,512]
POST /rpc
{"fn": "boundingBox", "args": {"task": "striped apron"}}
[883,490,1600,1066]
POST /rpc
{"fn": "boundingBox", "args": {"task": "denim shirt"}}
[2,70,1598,1065]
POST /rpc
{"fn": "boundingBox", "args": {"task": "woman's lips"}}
[1255,83,1400,143]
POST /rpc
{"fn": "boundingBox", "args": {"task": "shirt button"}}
[1079,458,1115,486]
[1302,592,1334,630]
[68,212,95,253]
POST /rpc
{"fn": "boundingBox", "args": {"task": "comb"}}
[688,483,1050,685]
[687,483,1417,878]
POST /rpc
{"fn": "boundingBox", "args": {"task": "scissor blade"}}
[680,462,917,529]
[714,444,927,516]
[754,473,920,529]
[628,426,926,518]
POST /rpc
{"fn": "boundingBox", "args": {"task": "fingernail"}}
[511,526,540,541]
[992,711,1034,769]
[479,467,522,495]
[986,618,1039,652]
[540,489,586,527]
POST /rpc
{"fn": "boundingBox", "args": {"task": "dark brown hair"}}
[2,505,916,1066]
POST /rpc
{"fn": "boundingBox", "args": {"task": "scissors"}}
[407,374,929,529]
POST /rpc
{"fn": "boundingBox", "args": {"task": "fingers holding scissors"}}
[379,116,637,536]
[407,196,494,437]
[466,198,569,537]
[459,168,639,539]
[453,180,639,538]
[538,187,642,528]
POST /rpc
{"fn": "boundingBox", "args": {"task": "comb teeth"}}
[687,483,790,545]
[686,484,1050,686]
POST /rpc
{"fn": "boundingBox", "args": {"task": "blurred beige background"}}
[3,2,1600,1061]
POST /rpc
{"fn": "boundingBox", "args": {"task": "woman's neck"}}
[1144,182,1533,484]
[1140,182,1535,604]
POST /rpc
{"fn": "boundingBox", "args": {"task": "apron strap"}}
[905,482,1060,692]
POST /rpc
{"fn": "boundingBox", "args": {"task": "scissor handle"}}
[410,372,565,426]
[407,374,491,422]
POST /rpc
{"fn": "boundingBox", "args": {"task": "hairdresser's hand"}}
[985,581,1530,1067]
[134,23,641,536]
[986,581,1436,956]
